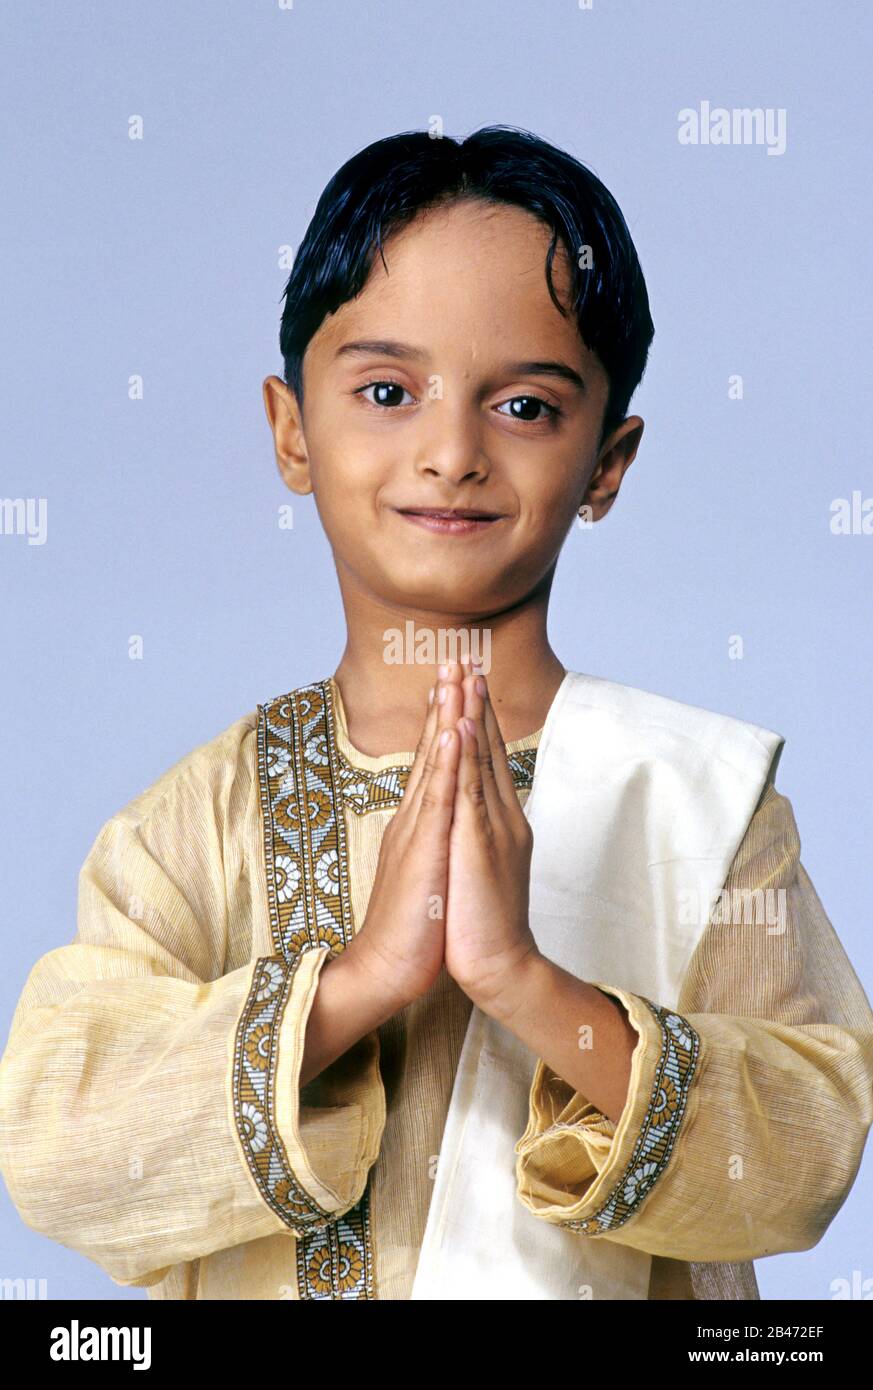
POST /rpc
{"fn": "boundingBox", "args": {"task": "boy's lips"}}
[397,506,503,519]
[394,506,505,535]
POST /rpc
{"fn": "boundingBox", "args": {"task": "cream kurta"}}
[0,675,871,1300]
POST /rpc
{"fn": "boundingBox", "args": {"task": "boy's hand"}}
[346,672,462,1013]
[443,662,542,1018]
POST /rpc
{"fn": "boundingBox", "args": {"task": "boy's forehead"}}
[312,201,593,369]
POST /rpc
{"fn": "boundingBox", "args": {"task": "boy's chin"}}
[379,572,498,614]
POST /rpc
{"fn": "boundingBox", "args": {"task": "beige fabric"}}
[0,676,871,1300]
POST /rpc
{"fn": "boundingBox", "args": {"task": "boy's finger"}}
[416,719,461,841]
[458,671,502,819]
[402,681,441,802]
[404,678,462,818]
[478,673,518,809]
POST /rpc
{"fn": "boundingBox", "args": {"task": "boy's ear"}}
[262,375,313,496]
[582,415,644,521]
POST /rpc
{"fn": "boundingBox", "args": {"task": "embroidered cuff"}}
[514,981,700,1235]
[231,948,386,1238]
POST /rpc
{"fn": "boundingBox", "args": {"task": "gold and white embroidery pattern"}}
[232,952,345,1233]
[233,679,375,1297]
[561,1001,701,1234]
[333,744,538,815]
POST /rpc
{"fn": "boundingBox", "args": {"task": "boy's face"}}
[264,198,642,620]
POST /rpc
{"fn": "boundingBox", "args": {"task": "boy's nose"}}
[416,452,490,485]
[413,419,491,484]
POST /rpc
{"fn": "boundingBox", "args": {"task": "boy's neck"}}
[331,625,567,759]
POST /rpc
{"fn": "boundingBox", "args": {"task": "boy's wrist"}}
[336,938,413,1022]
[299,944,405,1088]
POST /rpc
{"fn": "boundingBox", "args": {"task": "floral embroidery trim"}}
[334,737,538,814]
[556,999,701,1235]
[335,755,410,814]
[232,952,337,1234]
[507,746,537,790]
[256,680,358,960]
[239,680,376,1298]
[295,1200,376,1301]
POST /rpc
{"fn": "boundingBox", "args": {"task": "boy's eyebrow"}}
[335,338,428,363]
[504,359,586,391]
[334,339,586,390]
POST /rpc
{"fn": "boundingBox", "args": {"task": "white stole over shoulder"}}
[410,669,785,1300]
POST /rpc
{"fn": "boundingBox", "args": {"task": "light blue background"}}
[1,0,871,1301]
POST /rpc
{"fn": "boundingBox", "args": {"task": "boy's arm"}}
[0,721,388,1288]
[513,784,873,1261]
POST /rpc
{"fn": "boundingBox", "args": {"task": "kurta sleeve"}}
[0,716,386,1288]
[514,783,873,1261]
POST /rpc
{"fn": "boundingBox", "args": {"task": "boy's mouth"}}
[395,506,504,535]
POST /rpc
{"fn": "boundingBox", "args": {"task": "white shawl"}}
[410,670,784,1299]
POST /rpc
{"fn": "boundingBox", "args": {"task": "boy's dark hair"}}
[279,124,654,445]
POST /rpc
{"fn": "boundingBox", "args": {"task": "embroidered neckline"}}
[326,674,544,773]
[325,676,539,807]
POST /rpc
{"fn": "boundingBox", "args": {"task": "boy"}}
[1,126,871,1301]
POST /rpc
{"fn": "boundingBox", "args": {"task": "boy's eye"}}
[496,395,561,423]
[356,380,415,408]
[354,381,561,423]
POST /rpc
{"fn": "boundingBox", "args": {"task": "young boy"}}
[1,126,871,1302]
